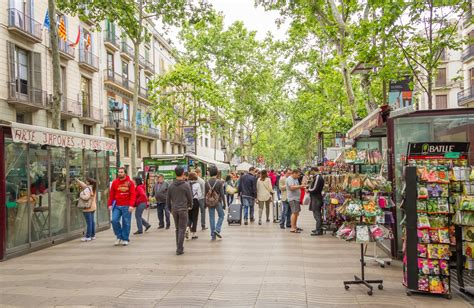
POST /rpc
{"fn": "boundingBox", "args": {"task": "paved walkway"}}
[0,207,471,307]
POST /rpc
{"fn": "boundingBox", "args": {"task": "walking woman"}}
[225,174,236,206]
[186,172,201,240]
[76,178,97,242]
[134,177,151,234]
[256,169,274,225]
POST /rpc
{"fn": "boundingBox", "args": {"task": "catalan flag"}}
[58,16,67,41]
[85,33,91,50]
[69,26,80,47]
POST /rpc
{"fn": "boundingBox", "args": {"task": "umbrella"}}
[236,162,252,172]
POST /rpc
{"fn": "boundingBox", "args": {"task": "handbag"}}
[226,185,237,195]
[77,187,92,209]
[302,193,310,206]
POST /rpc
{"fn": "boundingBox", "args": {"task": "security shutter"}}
[31,51,42,105]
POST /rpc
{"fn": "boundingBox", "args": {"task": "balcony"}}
[104,116,132,132]
[7,8,42,43]
[144,58,154,74]
[81,100,103,123]
[46,37,75,60]
[104,70,135,95]
[79,49,99,72]
[7,81,45,111]
[121,41,134,60]
[47,94,82,119]
[462,45,474,62]
[457,87,474,106]
[104,31,120,51]
[137,125,160,139]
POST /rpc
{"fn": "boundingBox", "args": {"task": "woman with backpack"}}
[256,170,274,225]
[186,172,202,240]
[76,177,97,242]
[205,166,226,241]
[133,177,151,234]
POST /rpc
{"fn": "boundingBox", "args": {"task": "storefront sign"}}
[11,123,117,152]
[407,142,470,157]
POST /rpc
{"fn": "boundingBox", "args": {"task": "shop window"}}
[124,137,129,157]
[50,147,67,237]
[96,150,110,225]
[69,148,85,232]
[29,144,50,242]
[435,95,448,109]
[435,68,446,87]
[137,140,142,158]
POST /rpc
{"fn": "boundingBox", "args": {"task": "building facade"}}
[458,2,474,108]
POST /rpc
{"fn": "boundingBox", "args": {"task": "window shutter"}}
[7,41,16,97]
[31,52,42,105]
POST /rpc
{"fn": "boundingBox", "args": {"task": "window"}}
[60,66,67,100]
[205,138,209,147]
[145,46,150,62]
[162,141,166,153]
[435,68,446,87]
[81,28,92,51]
[435,95,448,109]
[148,141,152,156]
[81,76,91,117]
[108,134,115,140]
[123,101,130,122]
[124,137,129,157]
[83,124,93,135]
[60,119,67,131]
[107,52,114,76]
[137,140,142,158]
[16,112,32,124]
[122,61,129,80]
[15,47,29,95]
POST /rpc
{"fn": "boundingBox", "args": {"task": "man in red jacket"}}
[108,167,136,246]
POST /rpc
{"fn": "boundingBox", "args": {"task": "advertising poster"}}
[388,76,413,109]
[183,127,196,154]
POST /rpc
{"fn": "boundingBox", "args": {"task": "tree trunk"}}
[48,0,61,129]
[361,74,376,112]
[335,42,357,124]
[427,71,433,110]
[131,42,140,175]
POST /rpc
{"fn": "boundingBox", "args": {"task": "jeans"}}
[83,211,95,238]
[172,210,188,253]
[157,202,170,228]
[198,199,206,227]
[226,194,234,207]
[111,206,132,241]
[135,203,150,232]
[209,203,224,239]
[280,200,292,228]
[241,197,255,221]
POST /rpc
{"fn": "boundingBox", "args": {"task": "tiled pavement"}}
[0,207,472,307]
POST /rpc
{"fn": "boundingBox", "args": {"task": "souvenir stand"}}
[402,142,470,299]
[337,149,395,295]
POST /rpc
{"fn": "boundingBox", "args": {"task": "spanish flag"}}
[58,16,67,41]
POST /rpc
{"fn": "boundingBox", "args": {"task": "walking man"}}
[195,168,207,230]
[286,169,305,233]
[108,167,136,246]
[308,167,325,236]
[167,166,193,255]
[206,165,226,240]
[238,166,257,225]
[154,174,170,229]
[279,168,292,229]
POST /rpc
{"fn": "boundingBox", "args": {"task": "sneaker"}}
[185,227,190,240]
[91,236,96,240]
[122,240,129,246]
[134,231,143,235]
[244,221,248,225]
[266,219,270,222]
[202,226,208,231]
[211,237,216,241]
[297,228,304,231]
[158,226,165,229]
[166,225,170,230]
[81,237,91,242]
[176,251,184,255]
[145,225,151,232]
[258,221,262,225]
[280,226,285,229]
[114,239,122,246]
[192,236,199,240]
[214,231,222,239]
[250,218,255,222]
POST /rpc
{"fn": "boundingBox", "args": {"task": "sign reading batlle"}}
[407,142,470,157]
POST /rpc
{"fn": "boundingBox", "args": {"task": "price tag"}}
[444,152,461,159]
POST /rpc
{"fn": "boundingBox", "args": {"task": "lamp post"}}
[110,101,123,172]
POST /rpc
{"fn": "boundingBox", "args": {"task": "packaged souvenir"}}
[465,182,474,195]
[428,244,451,260]
[427,184,443,198]
[363,216,377,225]
[418,258,430,275]
[428,259,440,275]
[370,225,385,241]
[336,223,354,240]
[442,277,450,294]
[429,229,440,243]
[439,260,449,276]
[462,212,474,226]
[437,198,449,213]
[449,225,456,245]
[450,182,462,193]
[418,276,429,292]
[363,200,381,217]
[356,225,370,243]
[438,228,450,244]
[418,244,427,258]
[426,169,439,183]
[345,201,362,217]
[418,185,429,199]
[426,199,438,213]
[460,197,474,211]
[428,215,448,229]
[418,229,430,243]
[417,200,427,212]
[350,176,362,191]
[440,184,449,198]
[437,168,450,184]
[376,214,385,224]
[378,196,387,209]
[417,214,431,229]
[463,226,474,242]
[429,276,444,294]
[464,242,474,258]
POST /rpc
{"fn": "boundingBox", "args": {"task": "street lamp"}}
[110,101,123,172]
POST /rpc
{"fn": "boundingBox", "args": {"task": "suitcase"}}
[273,200,280,223]
[227,203,242,225]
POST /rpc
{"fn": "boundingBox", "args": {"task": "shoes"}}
[311,229,317,233]
[250,218,255,222]
[81,237,91,242]
[286,225,291,228]
[185,227,190,240]
[311,232,323,236]
[166,225,170,230]
[114,239,122,246]
[158,226,164,229]
[202,226,208,231]
[211,237,216,241]
[214,231,222,239]
[266,219,270,222]
[280,226,285,229]
[122,240,129,246]
[297,228,303,231]
[258,220,262,225]
[244,221,248,225]
[176,251,184,255]
[91,236,96,240]
[145,225,151,232]
[192,236,199,240]
[134,231,143,235]
[290,230,301,233]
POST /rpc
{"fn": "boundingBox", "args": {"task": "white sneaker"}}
[114,239,122,246]
[122,240,129,246]
[91,236,96,240]
[185,227,190,240]
[81,237,91,242]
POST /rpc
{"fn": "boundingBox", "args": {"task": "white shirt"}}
[191,181,203,200]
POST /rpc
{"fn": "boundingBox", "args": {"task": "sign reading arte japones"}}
[407,142,470,157]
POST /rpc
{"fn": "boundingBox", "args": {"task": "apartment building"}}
[458,2,474,108]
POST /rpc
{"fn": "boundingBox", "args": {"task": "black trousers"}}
[172,210,188,253]
[310,194,323,232]
[187,199,200,233]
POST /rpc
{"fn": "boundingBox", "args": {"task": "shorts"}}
[289,200,301,213]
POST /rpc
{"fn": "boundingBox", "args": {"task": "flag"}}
[58,16,67,41]
[85,33,91,50]
[43,9,50,29]
[69,26,80,47]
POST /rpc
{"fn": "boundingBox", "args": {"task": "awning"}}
[347,105,389,140]
[186,154,230,171]
[10,122,117,152]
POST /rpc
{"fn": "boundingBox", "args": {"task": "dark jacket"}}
[205,178,226,206]
[308,174,324,197]
[238,173,257,199]
[166,179,193,212]
[153,181,169,203]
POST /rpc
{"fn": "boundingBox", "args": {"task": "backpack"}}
[205,180,220,208]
